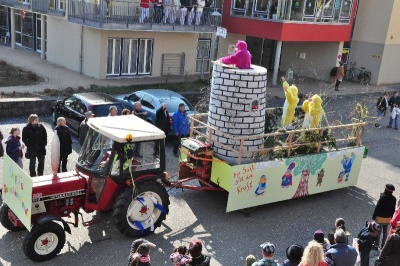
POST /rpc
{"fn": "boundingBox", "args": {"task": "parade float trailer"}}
[0,62,367,262]
[171,62,367,212]
[1,115,170,262]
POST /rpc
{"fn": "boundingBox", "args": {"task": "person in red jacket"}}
[140,0,156,23]
[389,200,400,234]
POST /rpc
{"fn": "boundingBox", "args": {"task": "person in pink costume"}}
[220,40,251,69]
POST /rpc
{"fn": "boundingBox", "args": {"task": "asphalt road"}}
[0,93,399,266]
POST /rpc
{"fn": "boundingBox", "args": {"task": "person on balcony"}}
[195,0,205,25]
[187,0,197,25]
[180,0,191,25]
[168,0,180,24]
[154,0,164,23]
[164,0,172,23]
[140,0,156,23]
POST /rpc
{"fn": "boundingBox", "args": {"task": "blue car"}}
[117,89,197,134]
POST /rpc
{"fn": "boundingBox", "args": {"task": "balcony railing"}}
[0,0,65,16]
[68,0,221,32]
[231,0,354,24]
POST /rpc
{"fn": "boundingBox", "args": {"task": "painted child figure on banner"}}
[280,76,299,128]
[255,175,267,196]
[337,152,356,183]
[220,40,251,69]
[316,168,324,187]
[281,162,296,188]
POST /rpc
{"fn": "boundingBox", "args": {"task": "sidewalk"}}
[0,45,399,98]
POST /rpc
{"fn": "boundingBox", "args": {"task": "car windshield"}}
[77,129,114,175]
[91,104,124,117]
[163,98,194,113]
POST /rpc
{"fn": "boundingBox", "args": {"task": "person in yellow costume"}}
[280,76,299,127]
[302,92,313,129]
[303,94,324,129]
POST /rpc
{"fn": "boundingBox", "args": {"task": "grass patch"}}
[0,61,44,87]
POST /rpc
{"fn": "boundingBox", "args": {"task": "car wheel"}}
[112,180,170,237]
[23,222,66,262]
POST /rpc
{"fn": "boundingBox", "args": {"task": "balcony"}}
[222,0,356,41]
[68,0,220,32]
[0,0,65,16]
[231,0,354,24]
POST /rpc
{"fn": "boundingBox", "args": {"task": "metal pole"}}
[10,8,16,49]
[272,40,282,87]
[40,14,45,60]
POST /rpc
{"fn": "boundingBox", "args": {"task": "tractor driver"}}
[99,144,136,177]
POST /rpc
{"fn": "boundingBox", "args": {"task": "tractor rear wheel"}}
[113,180,170,237]
[0,204,25,231]
[23,222,66,262]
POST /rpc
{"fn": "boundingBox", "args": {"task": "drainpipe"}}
[272,40,282,87]
[40,14,46,60]
[10,8,15,49]
[79,25,83,74]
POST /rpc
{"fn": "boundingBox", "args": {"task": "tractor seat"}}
[360,67,365,70]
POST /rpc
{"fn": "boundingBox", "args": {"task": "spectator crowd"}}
[124,184,400,266]
[120,0,214,26]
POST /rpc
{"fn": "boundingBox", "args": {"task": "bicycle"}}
[344,62,372,84]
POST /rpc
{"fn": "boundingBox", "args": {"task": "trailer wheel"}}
[113,180,170,237]
[23,222,66,262]
[0,204,25,231]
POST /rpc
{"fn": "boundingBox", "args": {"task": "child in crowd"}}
[5,127,24,168]
[327,218,350,245]
[355,221,380,266]
[127,238,156,266]
[130,243,152,266]
[170,245,191,266]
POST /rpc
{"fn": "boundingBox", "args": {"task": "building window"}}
[0,6,8,41]
[15,10,34,50]
[107,38,153,76]
[49,0,65,10]
[196,35,211,74]
[36,15,47,53]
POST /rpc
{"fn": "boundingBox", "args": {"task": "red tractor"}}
[0,115,170,262]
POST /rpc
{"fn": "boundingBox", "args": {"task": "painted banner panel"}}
[2,154,32,230]
[226,147,365,212]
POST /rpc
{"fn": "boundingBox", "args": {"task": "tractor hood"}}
[32,172,87,203]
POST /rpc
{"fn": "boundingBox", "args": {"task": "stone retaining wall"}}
[0,98,53,117]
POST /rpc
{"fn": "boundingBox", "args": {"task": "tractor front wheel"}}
[23,222,66,262]
[0,204,25,231]
[113,180,170,237]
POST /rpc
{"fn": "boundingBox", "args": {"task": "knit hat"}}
[313,230,325,244]
[369,221,380,232]
[286,244,304,263]
[385,184,395,193]
[260,242,275,254]
[245,254,257,266]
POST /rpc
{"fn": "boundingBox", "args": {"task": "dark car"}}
[116,89,197,133]
[51,92,125,135]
